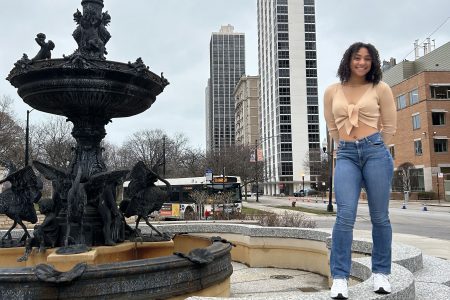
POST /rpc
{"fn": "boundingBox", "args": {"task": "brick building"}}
[234,75,260,147]
[383,42,450,200]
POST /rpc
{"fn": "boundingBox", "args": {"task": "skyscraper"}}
[206,25,246,152]
[257,0,320,195]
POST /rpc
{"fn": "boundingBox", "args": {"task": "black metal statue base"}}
[55,244,92,255]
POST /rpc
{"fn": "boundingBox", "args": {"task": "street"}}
[243,195,450,241]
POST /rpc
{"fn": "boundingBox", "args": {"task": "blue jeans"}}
[330,132,393,279]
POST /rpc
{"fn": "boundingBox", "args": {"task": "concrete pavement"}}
[242,196,450,260]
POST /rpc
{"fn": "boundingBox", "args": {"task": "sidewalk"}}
[243,199,450,260]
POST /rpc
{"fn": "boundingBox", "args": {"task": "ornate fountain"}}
[2,1,233,298]
[7,0,169,248]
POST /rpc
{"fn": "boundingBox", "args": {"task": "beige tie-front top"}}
[323,81,397,144]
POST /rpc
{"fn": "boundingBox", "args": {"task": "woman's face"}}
[350,47,372,79]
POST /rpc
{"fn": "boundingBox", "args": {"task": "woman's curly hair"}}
[337,42,382,84]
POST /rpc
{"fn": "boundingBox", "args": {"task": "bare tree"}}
[303,149,329,191]
[102,140,131,170]
[176,147,205,177]
[205,145,263,199]
[119,129,203,178]
[189,190,209,220]
[0,95,25,167]
[31,116,75,168]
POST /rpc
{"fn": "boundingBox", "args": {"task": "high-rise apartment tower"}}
[206,25,246,152]
[257,0,320,195]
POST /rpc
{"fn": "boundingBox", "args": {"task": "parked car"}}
[293,189,319,197]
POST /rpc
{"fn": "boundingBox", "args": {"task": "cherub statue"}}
[17,198,58,262]
[32,33,55,61]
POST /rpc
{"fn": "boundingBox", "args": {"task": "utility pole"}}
[25,109,34,166]
[255,139,259,202]
[162,135,166,177]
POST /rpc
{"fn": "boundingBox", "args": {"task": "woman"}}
[324,42,397,299]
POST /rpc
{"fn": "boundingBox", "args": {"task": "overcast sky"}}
[1,0,449,150]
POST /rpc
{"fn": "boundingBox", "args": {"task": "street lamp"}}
[162,135,166,177]
[431,131,441,203]
[255,139,259,202]
[322,136,334,212]
[301,173,305,194]
[25,109,35,166]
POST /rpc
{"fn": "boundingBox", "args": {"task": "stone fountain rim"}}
[152,223,419,300]
[7,57,166,85]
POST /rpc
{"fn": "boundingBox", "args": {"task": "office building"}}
[383,41,450,200]
[257,0,320,195]
[234,75,260,147]
[206,25,246,152]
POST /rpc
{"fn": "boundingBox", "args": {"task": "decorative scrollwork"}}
[6,54,33,80]
[128,57,149,73]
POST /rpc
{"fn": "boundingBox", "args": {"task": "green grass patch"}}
[241,206,267,215]
[275,205,335,215]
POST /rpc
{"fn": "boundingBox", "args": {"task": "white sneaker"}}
[330,278,348,299]
[373,273,391,294]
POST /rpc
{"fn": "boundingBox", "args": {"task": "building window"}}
[277,14,288,23]
[305,51,316,59]
[307,87,318,95]
[277,24,288,32]
[308,133,320,142]
[304,23,316,32]
[306,78,317,86]
[414,140,422,155]
[279,106,291,114]
[397,94,407,109]
[410,89,419,105]
[389,146,395,159]
[412,114,420,130]
[280,125,291,133]
[277,33,289,41]
[279,69,290,77]
[304,15,315,23]
[434,139,448,152]
[306,60,317,68]
[307,115,319,123]
[305,33,316,41]
[281,162,293,175]
[432,112,446,125]
[307,106,318,114]
[279,97,290,105]
[306,69,317,77]
[430,85,450,99]
[280,143,292,152]
[279,87,290,95]
[278,51,289,59]
[280,134,292,142]
[277,6,288,14]
[305,42,316,50]
[279,78,290,86]
[278,59,290,68]
[308,124,319,132]
[304,6,315,14]
[280,115,291,123]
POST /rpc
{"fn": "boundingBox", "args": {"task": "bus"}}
[122,175,242,220]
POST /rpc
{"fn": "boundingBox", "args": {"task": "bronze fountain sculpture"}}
[1,1,233,298]
[7,0,170,251]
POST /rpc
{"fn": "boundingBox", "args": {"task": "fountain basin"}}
[7,58,166,118]
[0,236,233,299]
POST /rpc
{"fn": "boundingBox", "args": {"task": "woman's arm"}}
[323,84,340,142]
[377,82,397,144]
